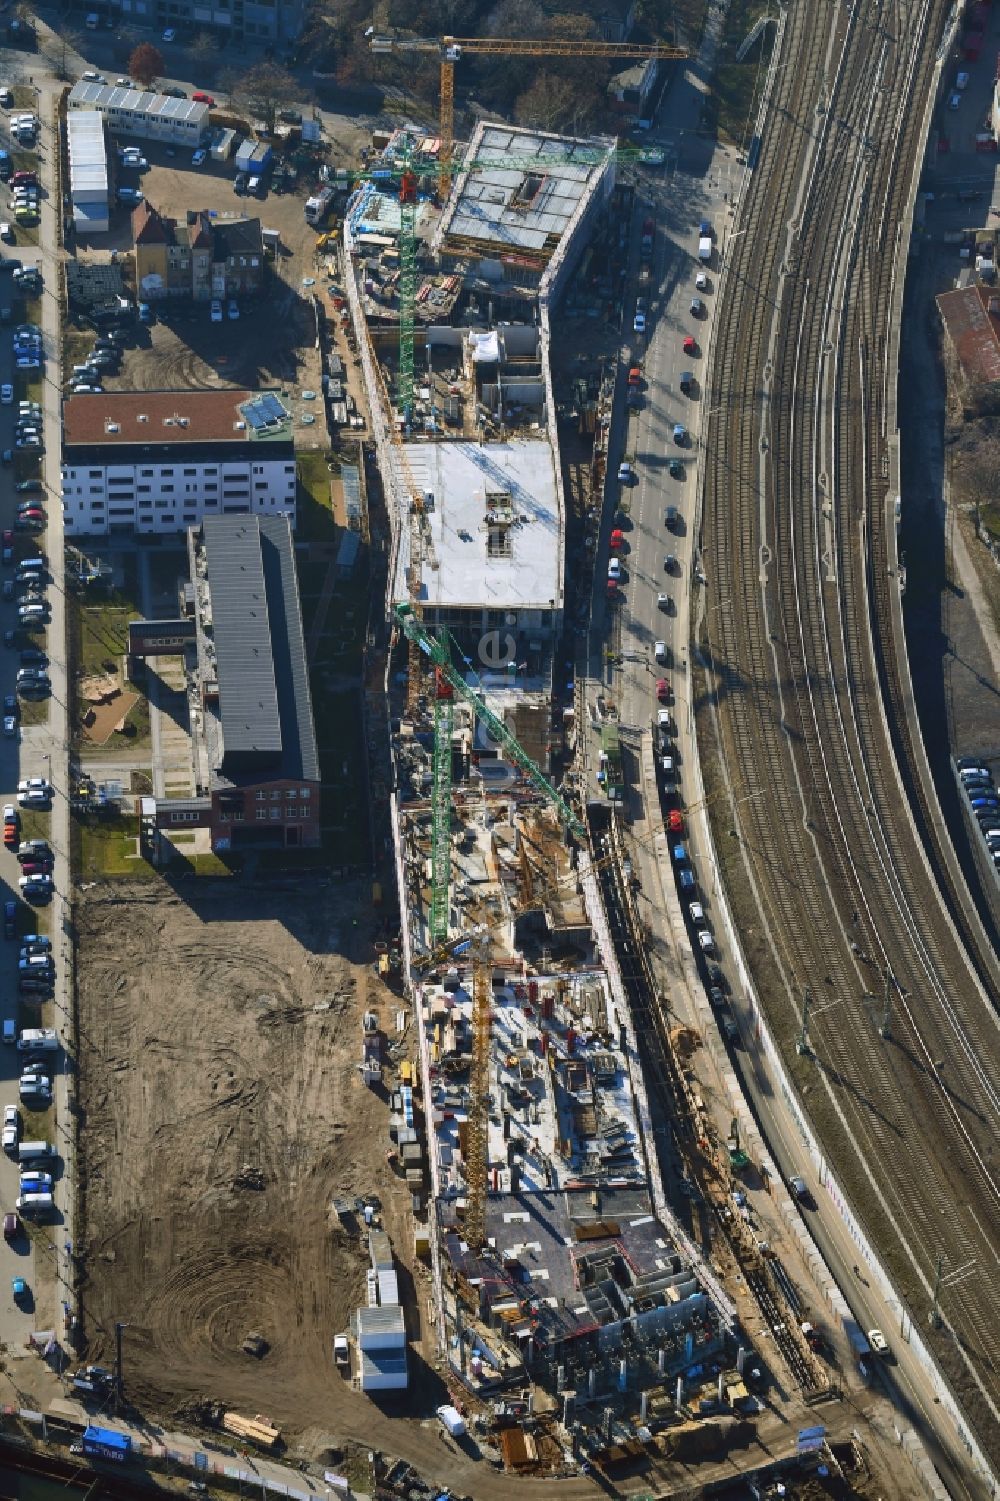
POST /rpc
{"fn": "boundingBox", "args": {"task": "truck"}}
[698,236,713,263]
[82,1425,131,1463]
[436,1404,466,1438]
[305,185,336,225]
[333,1332,350,1370]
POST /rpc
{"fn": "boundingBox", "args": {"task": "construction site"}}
[334,90,803,1476]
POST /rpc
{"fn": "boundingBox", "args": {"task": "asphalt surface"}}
[0,82,74,1384]
[580,11,993,1501]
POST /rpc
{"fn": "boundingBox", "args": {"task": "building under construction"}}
[346,122,731,1446]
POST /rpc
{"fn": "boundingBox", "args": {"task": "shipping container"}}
[82,1426,131,1462]
[211,128,237,162]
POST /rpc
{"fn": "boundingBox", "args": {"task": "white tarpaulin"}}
[469,330,500,363]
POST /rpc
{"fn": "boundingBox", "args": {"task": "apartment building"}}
[133,202,264,301]
[61,389,296,537]
[114,0,307,44]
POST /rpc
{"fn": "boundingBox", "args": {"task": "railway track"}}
[698,0,1000,1473]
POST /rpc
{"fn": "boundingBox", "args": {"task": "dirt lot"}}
[75,876,416,1432]
[73,147,329,414]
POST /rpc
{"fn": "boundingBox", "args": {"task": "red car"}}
[609,528,624,550]
[627,365,642,387]
[667,810,684,834]
[683,335,697,355]
[3,1213,19,1241]
[192,91,215,105]
[656,677,670,703]
[2,531,13,546]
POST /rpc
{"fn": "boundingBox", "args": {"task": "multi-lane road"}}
[587,0,999,1494]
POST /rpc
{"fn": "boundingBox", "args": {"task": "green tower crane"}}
[396,603,584,948]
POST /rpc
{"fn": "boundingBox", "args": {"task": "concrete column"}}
[618,1358,627,1392]
[658,1346,667,1376]
[675,1375,684,1409]
[639,1391,649,1423]
[588,1366,597,1399]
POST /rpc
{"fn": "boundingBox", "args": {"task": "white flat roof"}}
[394,440,560,611]
[67,110,108,196]
[68,81,209,127]
[445,124,613,255]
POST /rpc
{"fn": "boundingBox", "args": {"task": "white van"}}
[17,1027,58,1051]
[16,1192,53,1214]
[18,1140,53,1162]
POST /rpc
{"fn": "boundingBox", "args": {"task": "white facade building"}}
[356,1305,408,1392]
[61,390,296,538]
[67,82,209,147]
[67,110,109,235]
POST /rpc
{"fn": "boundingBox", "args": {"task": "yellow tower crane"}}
[368,31,687,194]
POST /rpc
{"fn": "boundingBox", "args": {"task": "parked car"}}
[17,777,52,802]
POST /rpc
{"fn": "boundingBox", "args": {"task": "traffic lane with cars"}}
[0,231,56,1341]
[626,213,706,690]
[0,798,58,1345]
[610,178,726,952]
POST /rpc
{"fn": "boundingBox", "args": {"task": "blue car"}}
[970,797,999,811]
[11,1277,26,1300]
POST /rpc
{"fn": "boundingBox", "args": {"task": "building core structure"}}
[345,122,734,1453]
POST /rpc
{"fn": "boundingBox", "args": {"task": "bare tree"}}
[188,30,218,80]
[514,72,580,132]
[43,23,83,82]
[953,433,1000,532]
[232,60,301,133]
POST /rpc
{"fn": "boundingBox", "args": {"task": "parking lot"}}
[69,142,331,414]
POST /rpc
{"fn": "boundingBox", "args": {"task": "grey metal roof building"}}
[201,514,319,785]
[67,110,109,235]
[67,82,209,146]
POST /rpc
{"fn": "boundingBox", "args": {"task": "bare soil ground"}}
[75,877,413,1431]
[76,149,328,419]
